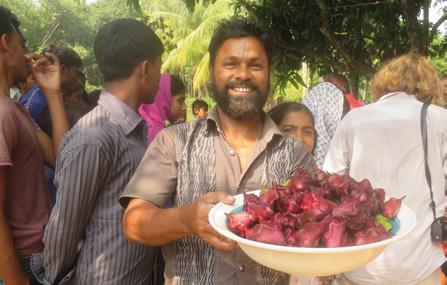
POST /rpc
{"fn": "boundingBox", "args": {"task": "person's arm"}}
[42,143,108,283]
[0,167,29,285]
[123,192,237,251]
[26,53,69,167]
[121,127,236,251]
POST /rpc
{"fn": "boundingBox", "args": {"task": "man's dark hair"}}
[43,44,82,68]
[94,18,164,82]
[170,74,185,96]
[208,17,272,67]
[0,6,21,37]
[192,99,208,114]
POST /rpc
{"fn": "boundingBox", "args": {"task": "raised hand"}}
[25,52,61,96]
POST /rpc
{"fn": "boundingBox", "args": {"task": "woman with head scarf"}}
[139,73,186,144]
[301,82,349,167]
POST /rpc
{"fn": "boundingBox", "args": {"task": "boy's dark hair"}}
[94,18,164,82]
[0,6,20,37]
[192,99,209,114]
[268,102,314,126]
[208,17,272,67]
[170,74,185,96]
[43,44,82,68]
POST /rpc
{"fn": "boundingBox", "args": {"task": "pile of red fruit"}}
[227,169,404,247]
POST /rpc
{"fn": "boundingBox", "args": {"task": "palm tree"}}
[141,0,234,97]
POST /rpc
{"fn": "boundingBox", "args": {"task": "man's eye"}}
[250,63,262,69]
[223,62,236,68]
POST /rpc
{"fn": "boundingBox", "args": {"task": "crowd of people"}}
[1,4,447,285]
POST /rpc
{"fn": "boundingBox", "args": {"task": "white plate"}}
[209,190,417,276]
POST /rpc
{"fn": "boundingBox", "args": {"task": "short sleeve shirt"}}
[121,107,315,285]
[0,95,51,257]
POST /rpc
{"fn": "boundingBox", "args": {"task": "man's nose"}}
[234,65,251,81]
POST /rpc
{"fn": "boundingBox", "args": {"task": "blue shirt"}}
[19,84,47,127]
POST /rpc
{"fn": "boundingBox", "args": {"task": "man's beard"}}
[212,78,269,121]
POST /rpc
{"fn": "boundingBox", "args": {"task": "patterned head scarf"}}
[139,73,175,144]
[301,82,344,167]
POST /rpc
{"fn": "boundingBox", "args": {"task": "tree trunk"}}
[301,61,310,94]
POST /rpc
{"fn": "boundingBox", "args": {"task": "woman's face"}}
[278,110,316,153]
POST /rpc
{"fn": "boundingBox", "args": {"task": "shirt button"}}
[229,150,236,156]
[238,265,245,272]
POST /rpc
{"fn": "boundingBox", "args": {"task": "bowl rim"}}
[209,190,417,253]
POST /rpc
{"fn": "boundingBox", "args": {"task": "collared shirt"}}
[121,107,315,285]
[324,92,447,285]
[32,91,156,285]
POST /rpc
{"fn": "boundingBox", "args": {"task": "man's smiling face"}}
[211,36,270,121]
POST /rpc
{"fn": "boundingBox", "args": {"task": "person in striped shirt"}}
[31,18,164,285]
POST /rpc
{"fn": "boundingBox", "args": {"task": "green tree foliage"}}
[141,0,234,97]
[1,0,139,89]
[236,0,446,96]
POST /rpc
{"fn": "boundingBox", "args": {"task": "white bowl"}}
[209,190,417,276]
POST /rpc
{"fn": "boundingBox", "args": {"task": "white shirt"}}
[324,92,447,285]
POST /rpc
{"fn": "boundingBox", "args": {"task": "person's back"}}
[324,54,446,285]
[45,94,155,284]
[33,18,164,285]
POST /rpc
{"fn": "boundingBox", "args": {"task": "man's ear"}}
[0,34,12,52]
[141,60,151,78]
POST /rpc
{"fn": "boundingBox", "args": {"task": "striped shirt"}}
[121,107,315,285]
[31,91,156,285]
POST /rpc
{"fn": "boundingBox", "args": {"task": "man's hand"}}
[25,52,61,95]
[182,192,238,251]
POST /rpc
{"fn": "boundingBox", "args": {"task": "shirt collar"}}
[204,106,282,144]
[98,90,144,136]
[378,91,415,102]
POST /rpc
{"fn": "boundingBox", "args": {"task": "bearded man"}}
[120,17,315,285]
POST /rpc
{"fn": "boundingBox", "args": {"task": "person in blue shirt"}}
[20,44,82,129]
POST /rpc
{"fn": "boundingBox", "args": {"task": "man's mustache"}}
[225,80,258,90]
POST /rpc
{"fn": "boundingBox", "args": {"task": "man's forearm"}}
[0,210,29,284]
[123,199,192,246]
[45,90,69,154]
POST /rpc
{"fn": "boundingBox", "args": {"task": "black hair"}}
[170,74,185,96]
[86,89,102,109]
[192,99,209,114]
[43,44,82,68]
[208,17,272,67]
[268,102,315,127]
[0,6,20,37]
[94,18,164,82]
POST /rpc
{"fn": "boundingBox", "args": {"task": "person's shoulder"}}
[60,110,118,152]
[427,104,447,132]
